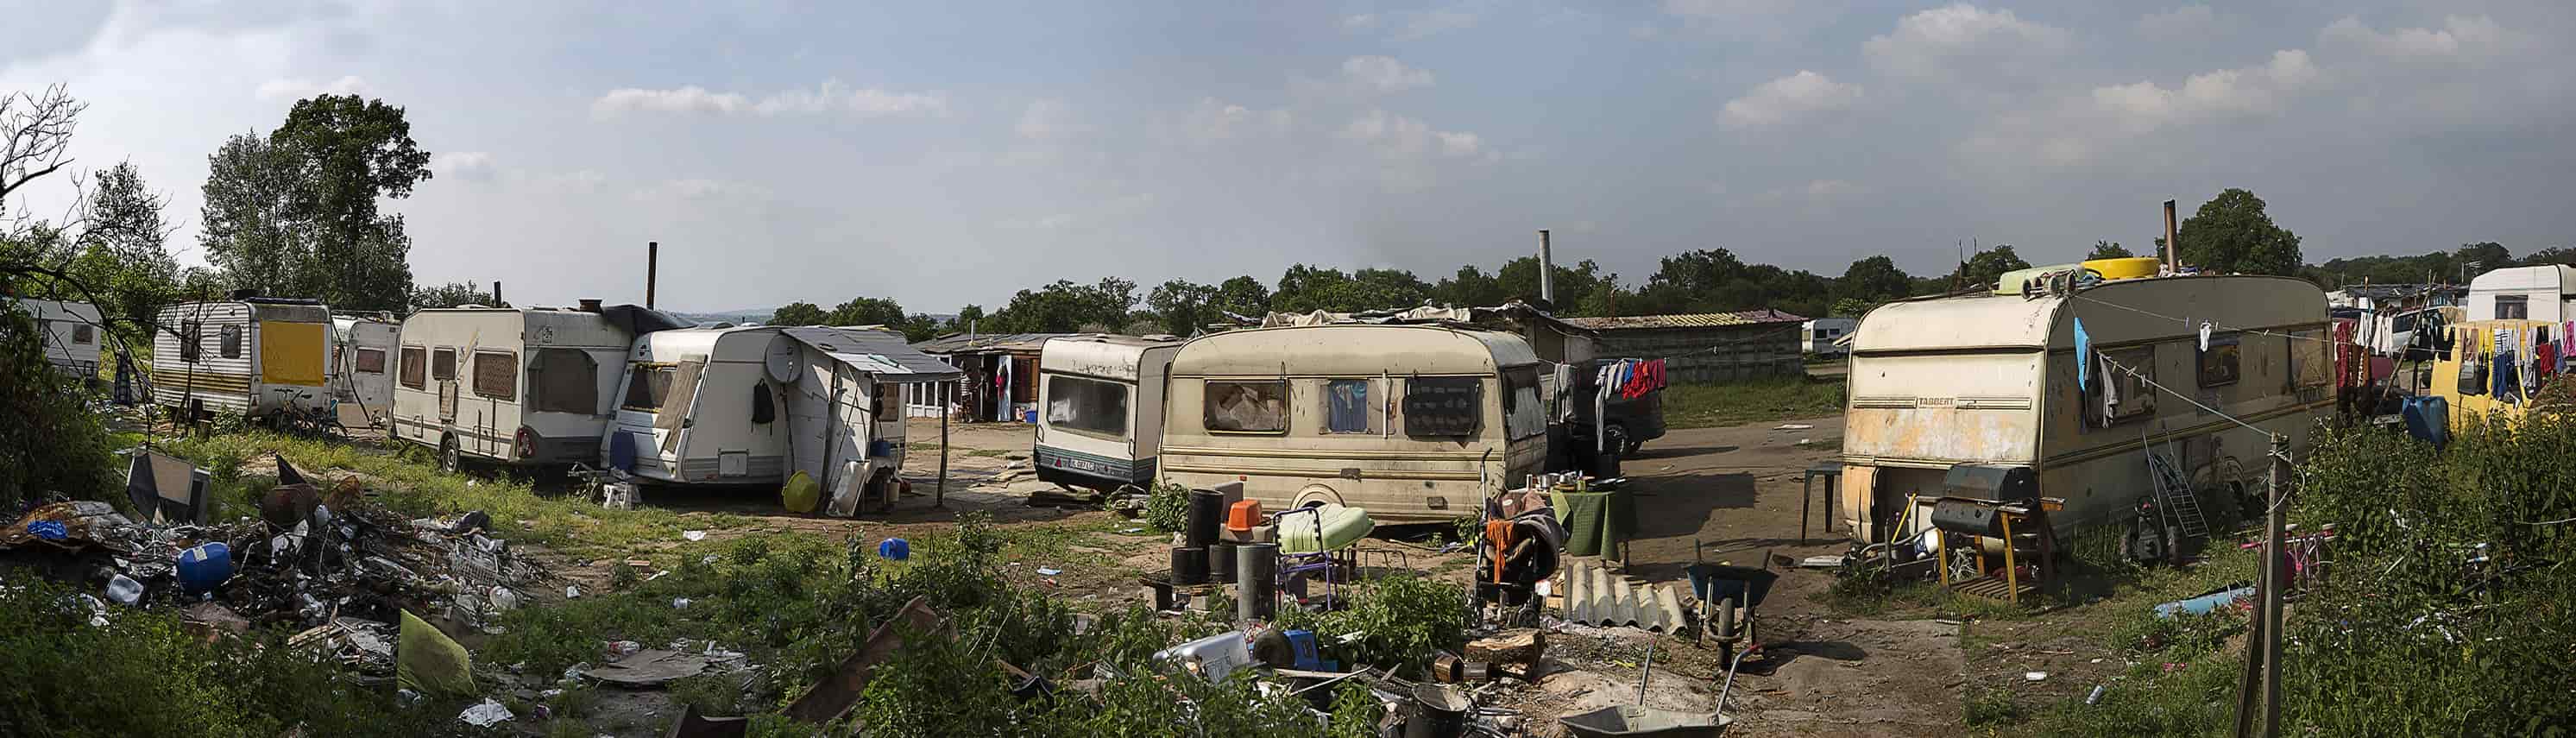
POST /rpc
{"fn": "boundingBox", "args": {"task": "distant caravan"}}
[152,297,335,421]
[391,304,675,470]
[331,315,400,427]
[1158,323,1550,523]
[1035,334,1183,494]
[1837,268,2332,541]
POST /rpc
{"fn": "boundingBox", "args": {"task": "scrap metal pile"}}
[0,452,551,681]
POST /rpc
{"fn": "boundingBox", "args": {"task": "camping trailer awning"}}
[781,326,964,382]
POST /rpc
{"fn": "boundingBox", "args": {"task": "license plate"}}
[1066,457,1100,472]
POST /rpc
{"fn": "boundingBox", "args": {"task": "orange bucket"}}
[1226,500,1264,532]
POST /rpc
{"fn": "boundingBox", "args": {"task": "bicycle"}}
[2239,523,2336,598]
[266,388,349,440]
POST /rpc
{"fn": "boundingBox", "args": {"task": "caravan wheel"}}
[438,435,463,472]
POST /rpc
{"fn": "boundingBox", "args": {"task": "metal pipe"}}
[2163,200,2180,270]
[1539,230,1555,303]
[646,241,659,309]
[2260,436,2289,737]
[492,281,501,306]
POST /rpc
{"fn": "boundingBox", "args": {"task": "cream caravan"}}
[1035,335,1182,493]
[2466,264,2576,322]
[1837,273,2332,539]
[152,298,334,420]
[331,315,400,426]
[603,326,958,513]
[392,306,657,470]
[12,299,103,380]
[1159,324,1549,523]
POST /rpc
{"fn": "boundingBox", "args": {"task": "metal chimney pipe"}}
[1538,230,1555,303]
[646,241,659,309]
[2163,200,2180,270]
[492,281,502,306]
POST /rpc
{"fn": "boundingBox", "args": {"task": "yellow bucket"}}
[2082,256,2161,281]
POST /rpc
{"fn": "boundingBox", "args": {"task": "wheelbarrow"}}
[1559,640,1736,737]
[1683,541,1778,665]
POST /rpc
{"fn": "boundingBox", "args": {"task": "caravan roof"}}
[1042,335,1182,382]
[1857,274,2324,353]
[1175,323,1538,376]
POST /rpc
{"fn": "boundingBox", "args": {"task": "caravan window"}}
[529,349,597,414]
[356,348,387,374]
[400,347,425,388]
[2497,295,2529,319]
[72,325,92,344]
[623,364,677,412]
[1204,380,1287,433]
[1502,368,1545,440]
[1047,375,1129,437]
[2289,329,2331,388]
[180,322,202,362]
[471,350,518,401]
[1404,375,1483,438]
[2197,333,2240,388]
[1319,379,1378,434]
[2088,345,2157,425]
[431,348,457,381]
[219,325,242,359]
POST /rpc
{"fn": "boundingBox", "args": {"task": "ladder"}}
[2147,450,2209,539]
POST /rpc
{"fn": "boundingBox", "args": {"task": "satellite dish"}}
[764,332,801,383]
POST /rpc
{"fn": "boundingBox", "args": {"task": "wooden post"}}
[2260,437,2289,736]
[936,382,950,509]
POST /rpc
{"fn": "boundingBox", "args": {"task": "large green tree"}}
[991,278,1137,332]
[1144,279,1219,336]
[408,281,506,310]
[66,162,180,338]
[769,301,828,326]
[1950,244,2031,292]
[2088,240,2133,260]
[1836,255,1912,305]
[824,296,908,328]
[2167,188,2302,275]
[200,94,431,311]
[1209,277,1269,320]
[0,84,123,507]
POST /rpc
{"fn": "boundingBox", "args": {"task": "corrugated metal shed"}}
[782,326,963,380]
[1559,310,1807,331]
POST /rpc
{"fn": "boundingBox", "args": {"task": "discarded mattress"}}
[1278,504,1374,554]
[1561,559,1688,633]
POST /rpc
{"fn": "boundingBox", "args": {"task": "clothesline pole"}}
[937,389,949,510]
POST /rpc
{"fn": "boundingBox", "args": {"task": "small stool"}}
[1799,463,1843,542]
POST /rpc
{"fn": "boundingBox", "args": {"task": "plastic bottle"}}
[105,574,143,605]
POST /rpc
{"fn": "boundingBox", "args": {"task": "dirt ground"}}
[522,414,1998,736]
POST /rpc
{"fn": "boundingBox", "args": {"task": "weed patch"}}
[1662,376,1845,429]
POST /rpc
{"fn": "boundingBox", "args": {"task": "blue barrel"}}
[2403,395,2449,448]
[177,542,234,595]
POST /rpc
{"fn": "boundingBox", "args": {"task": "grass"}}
[153,431,705,559]
[1663,376,1846,429]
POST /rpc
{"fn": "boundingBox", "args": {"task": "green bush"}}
[1274,573,1468,677]
[1144,482,1189,533]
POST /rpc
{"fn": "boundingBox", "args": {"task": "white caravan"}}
[2466,264,2576,322]
[330,315,400,426]
[1035,335,1183,493]
[603,325,960,514]
[392,305,654,470]
[13,299,103,381]
[151,298,334,419]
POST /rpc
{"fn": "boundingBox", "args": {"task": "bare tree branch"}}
[0,84,84,204]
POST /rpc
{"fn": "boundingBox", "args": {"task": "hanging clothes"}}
[2493,328,2519,403]
[2459,328,2486,396]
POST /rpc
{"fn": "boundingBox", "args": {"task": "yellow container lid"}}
[2082,257,2162,281]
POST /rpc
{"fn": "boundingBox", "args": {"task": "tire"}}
[1603,424,1633,460]
[438,435,463,472]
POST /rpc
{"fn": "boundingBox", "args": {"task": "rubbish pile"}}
[0,453,553,680]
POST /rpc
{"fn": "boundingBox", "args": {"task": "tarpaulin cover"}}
[259,320,327,386]
[397,609,476,697]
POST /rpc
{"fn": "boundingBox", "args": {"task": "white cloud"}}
[1181,98,1292,143]
[1718,70,1862,129]
[1015,99,1085,140]
[2321,15,2513,65]
[1391,5,1478,41]
[632,178,772,201]
[254,74,364,101]
[2091,49,2321,130]
[590,80,948,118]
[1342,56,1435,92]
[1339,110,1484,159]
[432,150,494,181]
[523,169,605,195]
[998,192,1156,230]
[2136,5,2219,41]
[1341,14,1377,30]
[1863,3,2071,80]
[1662,0,1792,21]
[1804,179,1860,197]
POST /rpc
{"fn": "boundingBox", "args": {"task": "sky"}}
[5,1,2575,313]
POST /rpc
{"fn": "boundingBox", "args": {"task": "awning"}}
[781,326,964,382]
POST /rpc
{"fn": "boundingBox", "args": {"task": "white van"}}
[152,298,334,420]
[1160,323,1550,523]
[1035,335,1182,493]
[603,326,959,511]
[392,306,640,470]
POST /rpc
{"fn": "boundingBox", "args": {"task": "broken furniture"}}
[1916,494,2063,605]
[1798,462,1841,542]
